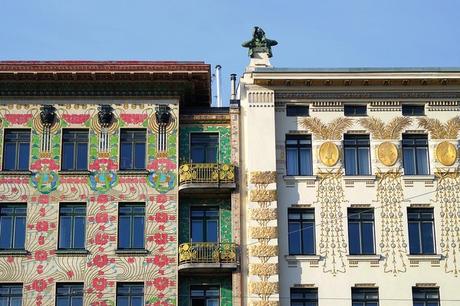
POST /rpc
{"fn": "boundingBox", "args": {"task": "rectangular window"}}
[0,204,26,250]
[286,135,313,176]
[0,284,22,306]
[352,288,379,306]
[118,203,145,249]
[191,207,219,243]
[3,129,30,171]
[402,134,429,175]
[288,209,315,255]
[58,203,86,250]
[287,105,309,117]
[412,287,439,306]
[61,129,88,171]
[348,209,375,255]
[344,134,371,176]
[408,208,435,255]
[290,288,318,306]
[344,105,367,116]
[190,285,219,306]
[56,283,83,306]
[120,129,146,170]
[402,104,425,116]
[116,283,144,306]
[190,133,219,163]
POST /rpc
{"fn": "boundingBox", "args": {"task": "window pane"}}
[119,216,131,248]
[403,148,415,175]
[74,217,86,249]
[18,143,30,170]
[59,216,71,249]
[120,143,132,169]
[132,296,143,306]
[3,143,17,170]
[13,216,26,249]
[117,296,128,306]
[357,147,370,175]
[299,148,312,175]
[191,220,204,242]
[76,143,88,170]
[72,297,83,306]
[416,147,429,175]
[361,222,375,254]
[288,222,301,254]
[409,222,421,254]
[134,143,146,169]
[191,148,205,163]
[133,216,145,248]
[206,147,218,163]
[345,147,357,175]
[0,216,13,248]
[302,225,315,254]
[348,222,360,254]
[286,148,299,175]
[421,222,434,254]
[206,220,218,242]
[10,297,22,306]
[62,143,75,170]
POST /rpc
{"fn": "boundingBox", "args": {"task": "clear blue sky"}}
[1,0,460,104]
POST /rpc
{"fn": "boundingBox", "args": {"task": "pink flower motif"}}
[153,255,169,268]
[7,256,14,263]
[89,159,117,171]
[62,114,90,124]
[37,265,44,274]
[95,213,109,223]
[34,250,48,261]
[156,195,167,204]
[153,233,168,245]
[154,212,168,223]
[38,195,49,204]
[36,221,49,232]
[92,277,108,291]
[31,279,47,292]
[4,114,32,124]
[91,302,108,306]
[95,233,109,246]
[30,159,59,171]
[147,158,176,171]
[93,255,109,268]
[120,113,148,124]
[152,277,169,291]
[66,270,74,278]
[97,194,109,204]
[38,236,45,245]
[127,257,135,264]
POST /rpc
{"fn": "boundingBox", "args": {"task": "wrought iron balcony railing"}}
[179,163,235,186]
[178,242,239,266]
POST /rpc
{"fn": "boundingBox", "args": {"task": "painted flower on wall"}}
[147,158,176,193]
[31,159,59,194]
[152,277,169,291]
[89,159,118,192]
[93,255,109,268]
[153,254,170,268]
[35,221,49,232]
[94,232,110,246]
[120,113,147,124]
[62,114,90,124]
[34,250,48,261]
[31,279,48,292]
[4,113,32,124]
[92,277,108,291]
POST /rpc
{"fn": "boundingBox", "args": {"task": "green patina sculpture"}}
[242,26,278,58]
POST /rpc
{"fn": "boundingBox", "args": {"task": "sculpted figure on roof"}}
[242,26,278,58]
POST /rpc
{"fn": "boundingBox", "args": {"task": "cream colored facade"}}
[239,54,460,305]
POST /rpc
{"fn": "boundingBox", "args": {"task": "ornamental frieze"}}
[250,190,277,202]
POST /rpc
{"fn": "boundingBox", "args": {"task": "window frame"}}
[347,208,376,255]
[190,206,220,243]
[288,208,316,255]
[119,129,147,170]
[343,134,371,176]
[351,287,379,306]
[407,208,436,255]
[0,203,27,250]
[0,283,23,306]
[290,287,318,306]
[285,134,313,176]
[190,285,220,306]
[189,132,220,164]
[116,283,144,306]
[58,203,86,250]
[61,129,89,171]
[118,203,145,250]
[344,104,367,117]
[412,287,440,306]
[402,134,430,176]
[402,104,425,116]
[286,105,309,117]
[56,283,84,306]
[2,129,31,171]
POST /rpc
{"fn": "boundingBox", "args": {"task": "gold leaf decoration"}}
[417,116,460,139]
[250,245,278,257]
[250,190,277,202]
[252,301,280,306]
[359,116,412,139]
[299,117,354,140]
[249,263,278,276]
[251,208,277,220]
[251,171,277,184]
[250,227,278,239]
[249,281,279,296]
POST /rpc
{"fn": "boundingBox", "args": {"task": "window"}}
[287,105,309,117]
[3,129,30,171]
[116,283,143,306]
[190,285,219,306]
[408,208,435,255]
[344,134,371,176]
[352,288,379,306]
[61,130,88,171]
[56,283,83,306]
[0,284,22,306]
[412,287,439,306]
[288,209,315,255]
[118,203,145,249]
[348,209,375,255]
[0,204,26,250]
[402,104,425,116]
[190,133,219,163]
[290,288,318,306]
[286,135,313,176]
[120,129,146,170]
[402,134,429,175]
[191,207,219,243]
[58,204,86,250]
[344,105,367,116]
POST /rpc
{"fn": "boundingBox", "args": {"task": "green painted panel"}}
[179,275,232,306]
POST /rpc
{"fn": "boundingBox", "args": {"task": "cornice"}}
[275,91,460,100]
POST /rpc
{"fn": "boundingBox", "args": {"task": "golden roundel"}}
[377,142,399,166]
[33,114,61,134]
[319,141,340,167]
[436,141,458,166]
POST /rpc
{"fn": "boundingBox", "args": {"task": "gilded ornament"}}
[250,227,278,239]
[300,117,354,140]
[249,263,278,276]
[250,171,277,184]
[252,302,279,306]
[418,116,460,139]
[249,281,279,296]
[250,208,277,220]
[250,245,278,257]
[377,142,399,166]
[250,190,277,202]
[319,142,340,167]
[436,141,458,166]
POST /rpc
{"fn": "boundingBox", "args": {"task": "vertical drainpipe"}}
[215,65,222,107]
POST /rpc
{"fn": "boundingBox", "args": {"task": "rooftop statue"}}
[242,26,278,58]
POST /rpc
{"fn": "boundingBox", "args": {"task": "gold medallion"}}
[319,141,340,167]
[377,142,399,166]
[436,141,457,166]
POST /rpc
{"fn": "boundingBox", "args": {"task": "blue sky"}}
[1,0,460,104]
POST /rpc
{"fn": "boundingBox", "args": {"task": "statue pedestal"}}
[246,52,272,71]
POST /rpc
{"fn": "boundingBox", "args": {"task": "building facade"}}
[239,31,460,306]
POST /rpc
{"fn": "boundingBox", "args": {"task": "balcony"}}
[178,163,236,192]
[178,242,239,272]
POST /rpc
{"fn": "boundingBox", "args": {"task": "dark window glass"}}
[402,104,425,116]
[191,207,219,243]
[286,135,313,176]
[344,105,367,116]
[402,134,429,175]
[3,129,30,171]
[190,133,219,163]
[56,283,83,306]
[408,208,435,255]
[290,288,318,306]
[58,203,86,250]
[0,204,26,250]
[288,209,315,255]
[352,288,379,306]
[190,286,219,306]
[348,209,375,255]
[118,203,145,249]
[287,105,309,117]
[344,135,371,176]
[412,287,439,306]
[61,130,88,171]
[116,283,143,306]
[120,129,146,170]
[0,284,23,306]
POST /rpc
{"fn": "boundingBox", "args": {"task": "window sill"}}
[55,249,89,256]
[117,170,149,176]
[283,175,316,182]
[0,170,32,175]
[407,254,442,261]
[58,170,90,175]
[285,255,320,262]
[402,175,435,181]
[0,249,29,256]
[347,255,381,262]
[115,249,150,256]
[343,175,376,181]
